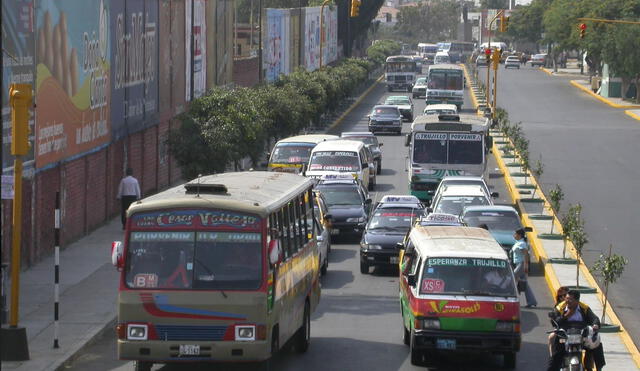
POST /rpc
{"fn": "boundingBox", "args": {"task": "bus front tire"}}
[134,361,152,371]
[295,301,310,353]
[260,330,279,371]
[503,351,516,369]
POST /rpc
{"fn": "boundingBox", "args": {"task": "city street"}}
[64,77,555,370]
[478,64,640,341]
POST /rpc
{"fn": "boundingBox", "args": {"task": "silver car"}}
[411,77,428,98]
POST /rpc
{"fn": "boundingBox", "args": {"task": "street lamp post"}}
[486,10,503,117]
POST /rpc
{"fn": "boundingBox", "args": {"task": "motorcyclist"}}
[547,289,606,371]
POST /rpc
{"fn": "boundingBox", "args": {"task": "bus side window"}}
[288,202,299,255]
[296,195,305,244]
[278,208,290,259]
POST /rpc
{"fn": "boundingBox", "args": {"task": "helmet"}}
[583,326,601,350]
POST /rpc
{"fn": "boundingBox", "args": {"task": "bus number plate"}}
[390,256,399,264]
[179,344,200,356]
[436,339,456,350]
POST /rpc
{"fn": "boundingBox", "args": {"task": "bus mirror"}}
[407,274,417,287]
[269,241,282,266]
[405,134,411,147]
[491,192,499,198]
[396,242,405,250]
[379,143,384,147]
[111,241,124,270]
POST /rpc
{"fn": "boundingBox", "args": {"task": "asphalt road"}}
[478,64,640,342]
[65,73,555,371]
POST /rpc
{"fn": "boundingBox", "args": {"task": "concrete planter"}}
[599,323,621,333]
[566,285,598,294]
[548,257,577,264]
[520,198,545,203]
[529,214,553,220]
[538,233,564,240]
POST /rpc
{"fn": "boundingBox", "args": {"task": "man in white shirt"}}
[117,168,141,229]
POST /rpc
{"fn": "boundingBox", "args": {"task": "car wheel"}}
[410,331,425,366]
[320,255,327,275]
[368,178,375,191]
[295,302,311,353]
[503,351,516,369]
[134,361,152,371]
[401,308,410,346]
[413,94,418,98]
[376,160,382,175]
[360,260,369,274]
[387,86,392,92]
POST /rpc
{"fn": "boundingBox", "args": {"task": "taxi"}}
[314,174,372,238]
[360,195,424,274]
[267,134,338,173]
[399,226,520,368]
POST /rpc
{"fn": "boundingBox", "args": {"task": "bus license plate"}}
[331,229,340,235]
[436,339,456,350]
[179,344,200,356]
[390,256,399,264]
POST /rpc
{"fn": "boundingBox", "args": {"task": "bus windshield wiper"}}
[462,290,493,296]
[195,258,227,298]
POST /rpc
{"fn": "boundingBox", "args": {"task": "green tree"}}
[507,0,550,47]
[592,245,628,324]
[481,0,508,9]
[548,184,564,233]
[542,0,583,71]
[393,0,460,44]
[568,204,587,287]
[602,23,640,103]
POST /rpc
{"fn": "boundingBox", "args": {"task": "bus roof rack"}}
[184,182,229,195]
[438,114,460,121]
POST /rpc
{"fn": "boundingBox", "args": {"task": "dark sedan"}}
[367,105,403,135]
[360,207,421,274]
[315,181,372,239]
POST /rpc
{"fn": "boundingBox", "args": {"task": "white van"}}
[306,140,372,190]
[433,52,450,64]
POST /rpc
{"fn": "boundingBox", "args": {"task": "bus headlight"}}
[235,325,256,341]
[347,217,365,223]
[127,324,148,340]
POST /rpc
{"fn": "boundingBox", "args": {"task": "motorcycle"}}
[547,319,600,371]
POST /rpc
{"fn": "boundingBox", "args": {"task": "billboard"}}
[303,7,321,72]
[2,0,36,171]
[264,9,291,82]
[110,0,159,141]
[192,0,207,98]
[35,0,111,169]
[322,7,338,66]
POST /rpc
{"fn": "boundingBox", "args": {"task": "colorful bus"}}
[426,64,465,110]
[406,114,489,202]
[111,171,321,371]
[399,226,520,368]
[385,55,418,92]
[436,41,475,63]
[417,43,439,64]
[268,134,338,174]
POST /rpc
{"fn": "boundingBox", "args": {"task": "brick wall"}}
[233,56,260,87]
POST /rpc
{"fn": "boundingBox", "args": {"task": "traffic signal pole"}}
[1,83,32,361]
[485,10,503,115]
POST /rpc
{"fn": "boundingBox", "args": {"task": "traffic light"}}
[485,48,492,65]
[491,49,502,70]
[502,16,510,32]
[350,0,361,17]
[579,23,587,39]
[9,84,32,156]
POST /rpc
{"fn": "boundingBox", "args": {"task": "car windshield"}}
[434,196,490,215]
[367,208,420,232]
[125,231,262,290]
[463,210,521,231]
[317,185,362,206]
[386,97,411,105]
[271,143,313,163]
[416,77,427,84]
[428,70,463,90]
[425,109,456,115]
[309,151,361,172]
[420,257,516,296]
[373,107,399,115]
[343,136,377,146]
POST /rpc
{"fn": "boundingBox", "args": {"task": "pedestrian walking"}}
[511,228,537,308]
[117,168,141,230]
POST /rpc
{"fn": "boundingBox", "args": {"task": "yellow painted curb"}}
[492,133,640,368]
[328,75,383,131]
[570,80,640,109]
[540,67,554,76]
[625,110,640,122]
[460,64,484,116]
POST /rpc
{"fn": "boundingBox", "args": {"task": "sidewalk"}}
[2,218,121,371]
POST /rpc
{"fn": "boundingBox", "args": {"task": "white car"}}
[476,55,488,66]
[433,176,493,201]
[429,184,499,216]
[412,77,428,98]
[424,104,458,115]
[505,56,520,69]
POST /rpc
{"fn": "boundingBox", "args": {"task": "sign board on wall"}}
[303,7,321,72]
[264,9,291,82]
[110,0,159,141]
[2,0,36,171]
[322,7,338,66]
[35,0,111,169]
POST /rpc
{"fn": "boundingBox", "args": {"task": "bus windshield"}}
[271,143,314,164]
[309,151,360,172]
[420,257,516,296]
[125,231,262,290]
[412,133,483,165]
[428,70,463,90]
[412,134,447,164]
[386,62,416,72]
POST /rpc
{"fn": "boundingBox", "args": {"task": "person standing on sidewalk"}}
[511,228,537,308]
[117,168,141,230]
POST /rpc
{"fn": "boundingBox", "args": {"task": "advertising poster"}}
[192,0,207,98]
[322,7,338,65]
[171,0,186,114]
[303,7,321,72]
[264,9,283,82]
[2,0,36,171]
[110,0,159,141]
[185,0,192,102]
[35,0,111,169]
[158,0,171,117]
